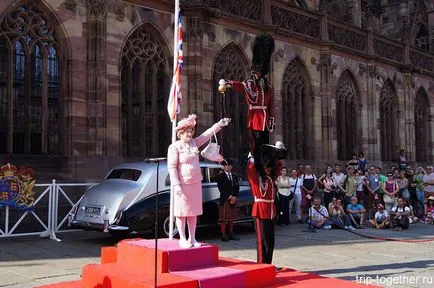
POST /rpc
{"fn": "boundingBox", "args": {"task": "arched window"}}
[379,80,398,161]
[121,24,170,157]
[415,88,431,162]
[212,43,249,165]
[281,57,313,160]
[336,70,359,160]
[0,2,61,154]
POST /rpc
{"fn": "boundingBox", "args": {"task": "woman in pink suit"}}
[167,114,231,248]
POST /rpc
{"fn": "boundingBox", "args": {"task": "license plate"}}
[85,206,101,215]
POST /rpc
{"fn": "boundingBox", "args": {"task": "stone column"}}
[366,64,379,161]
[427,6,434,53]
[318,52,332,160]
[86,0,107,156]
[404,73,415,162]
[186,16,204,116]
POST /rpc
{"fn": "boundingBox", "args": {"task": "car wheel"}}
[161,215,179,238]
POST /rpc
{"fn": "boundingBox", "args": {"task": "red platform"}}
[36,238,381,288]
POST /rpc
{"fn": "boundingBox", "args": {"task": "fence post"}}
[49,179,61,242]
[5,206,9,235]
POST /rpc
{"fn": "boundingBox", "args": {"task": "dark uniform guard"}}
[216,160,240,241]
[247,143,287,265]
[220,34,275,178]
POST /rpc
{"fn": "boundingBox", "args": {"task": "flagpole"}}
[169,0,180,241]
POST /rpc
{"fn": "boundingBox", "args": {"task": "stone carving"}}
[316,53,333,83]
[121,25,168,67]
[271,5,320,39]
[204,0,262,21]
[187,17,203,41]
[373,39,404,63]
[2,3,56,45]
[213,43,247,81]
[111,0,125,22]
[410,49,433,72]
[404,74,415,88]
[88,0,106,17]
[328,24,367,52]
[65,0,77,11]
[368,64,377,79]
[273,48,284,62]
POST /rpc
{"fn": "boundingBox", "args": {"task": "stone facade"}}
[0,0,433,181]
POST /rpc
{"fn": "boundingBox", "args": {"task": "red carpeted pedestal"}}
[36,238,381,288]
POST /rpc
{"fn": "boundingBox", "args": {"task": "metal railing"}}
[0,180,98,241]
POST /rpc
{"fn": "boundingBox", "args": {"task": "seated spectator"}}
[391,197,410,231]
[328,197,338,211]
[403,199,418,224]
[329,199,355,231]
[347,196,366,229]
[425,196,434,224]
[309,197,332,230]
[369,204,390,229]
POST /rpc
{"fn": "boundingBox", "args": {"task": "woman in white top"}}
[288,168,302,223]
[276,167,291,226]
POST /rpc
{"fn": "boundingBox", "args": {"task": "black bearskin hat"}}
[251,34,275,76]
[260,142,288,169]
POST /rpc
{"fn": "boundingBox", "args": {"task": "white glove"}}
[173,185,182,197]
[218,79,226,86]
[218,118,231,127]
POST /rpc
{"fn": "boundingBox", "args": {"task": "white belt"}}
[254,197,274,203]
[249,105,266,110]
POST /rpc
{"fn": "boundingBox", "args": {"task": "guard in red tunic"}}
[247,142,287,265]
[219,34,275,179]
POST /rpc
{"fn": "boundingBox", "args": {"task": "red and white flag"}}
[167,7,183,121]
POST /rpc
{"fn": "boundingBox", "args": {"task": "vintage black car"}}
[71,161,254,237]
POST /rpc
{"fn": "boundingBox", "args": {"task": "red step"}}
[82,263,197,288]
[34,280,82,288]
[218,257,276,287]
[101,246,117,264]
[117,239,218,273]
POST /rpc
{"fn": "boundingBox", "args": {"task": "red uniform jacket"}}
[229,79,273,132]
[247,160,276,220]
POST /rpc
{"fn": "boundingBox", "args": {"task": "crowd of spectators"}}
[275,150,434,232]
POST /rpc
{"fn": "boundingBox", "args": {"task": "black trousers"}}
[278,194,290,225]
[250,130,269,178]
[392,215,409,229]
[255,218,275,264]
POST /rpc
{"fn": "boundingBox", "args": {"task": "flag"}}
[168,7,183,121]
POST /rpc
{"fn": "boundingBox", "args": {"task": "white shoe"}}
[348,226,356,231]
[189,239,201,248]
[179,239,192,248]
[324,225,332,230]
[344,226,349,230]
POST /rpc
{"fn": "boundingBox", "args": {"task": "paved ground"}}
[1,222,434,288]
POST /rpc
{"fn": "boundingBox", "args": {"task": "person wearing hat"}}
[167,114,231,248]
[218,34,275,179]
[425,196,434,224]
[216,159,240,241]
[247,141,287,265]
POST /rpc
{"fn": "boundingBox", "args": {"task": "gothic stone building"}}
[0,0,433,181]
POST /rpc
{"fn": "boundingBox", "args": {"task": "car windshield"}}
[106,169,142,181]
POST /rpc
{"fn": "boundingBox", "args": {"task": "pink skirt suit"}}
[167,123,222,217]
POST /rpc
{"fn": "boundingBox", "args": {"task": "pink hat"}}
[176,114,197,131]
